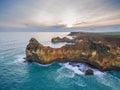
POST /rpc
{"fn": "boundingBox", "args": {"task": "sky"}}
[0,0,120,31]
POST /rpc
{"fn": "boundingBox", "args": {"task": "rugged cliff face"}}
[26,33,120,71]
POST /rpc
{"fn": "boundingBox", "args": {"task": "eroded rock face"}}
[26,34,120,71]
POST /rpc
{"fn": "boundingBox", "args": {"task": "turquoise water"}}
[0,32,120,90]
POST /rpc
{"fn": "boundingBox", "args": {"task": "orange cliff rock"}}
[26,36,120,71]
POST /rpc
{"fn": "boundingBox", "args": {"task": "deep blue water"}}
[0,32,120,90]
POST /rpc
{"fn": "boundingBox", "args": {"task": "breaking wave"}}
[59,62,104,76]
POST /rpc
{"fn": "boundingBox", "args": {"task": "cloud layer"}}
[0,0,120,28]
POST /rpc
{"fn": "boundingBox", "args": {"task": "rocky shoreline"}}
[26,32,120,71]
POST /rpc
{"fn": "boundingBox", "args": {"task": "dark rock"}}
[23,57,26,59]
[85,69,94,75]
[23,60,27,63]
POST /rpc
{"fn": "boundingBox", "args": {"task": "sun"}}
[64,17,76,28]
[60,13,77,28]
[66,22,73,28]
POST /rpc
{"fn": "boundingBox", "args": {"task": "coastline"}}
[25,32,120,72]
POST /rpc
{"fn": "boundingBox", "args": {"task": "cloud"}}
[0,0,120,28]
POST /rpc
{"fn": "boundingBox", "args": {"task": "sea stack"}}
[26,33,120,71]
[85,69,94,75]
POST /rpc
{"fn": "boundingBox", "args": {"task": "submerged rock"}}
[85,69,94,75]
[26,33,120,71]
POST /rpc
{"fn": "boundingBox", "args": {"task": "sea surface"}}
[0,32,120,90]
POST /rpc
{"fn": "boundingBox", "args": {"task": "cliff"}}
[26,33,120,71]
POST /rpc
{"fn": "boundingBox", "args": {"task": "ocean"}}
[0,32,120,90]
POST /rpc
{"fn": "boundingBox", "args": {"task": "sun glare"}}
[59,12,77,28]
[64,17,76,28]
[64,19,76,28]
[66,22,73,28]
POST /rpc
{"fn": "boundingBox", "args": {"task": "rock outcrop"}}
[26,33,120,71]
[85,69,94,75]
[51,37,74,43]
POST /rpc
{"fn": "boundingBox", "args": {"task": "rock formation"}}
[51,37,74,43]
[85,69,94,75]
[26,32,120,71]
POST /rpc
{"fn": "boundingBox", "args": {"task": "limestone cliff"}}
[26,33,120,71]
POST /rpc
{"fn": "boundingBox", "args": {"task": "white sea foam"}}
[73,78,86,87]
[13,54,54,67]
[13,54,25,64]
[55,64,75,83]
[33,62,53,67]
[5,54,25,65]
[96,73,120,90]
[56,62,106,87]
[56,64,87,87]
[59,62,104,76]
[63,62,84,75]
[57,67,75,78]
